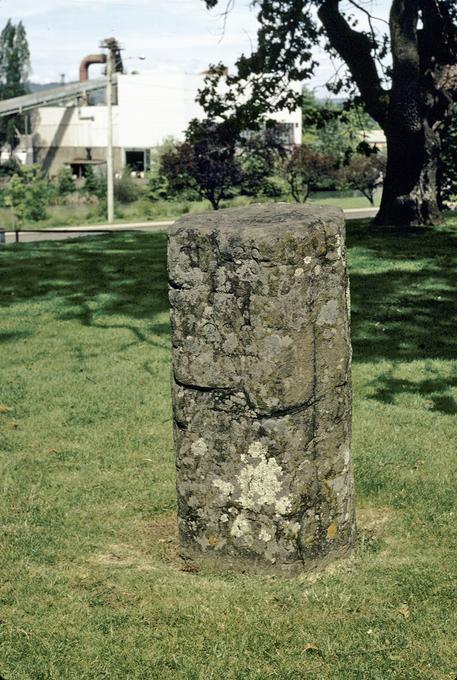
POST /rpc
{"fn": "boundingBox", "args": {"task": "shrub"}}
[0,158,21,178]
[81,166,106,200]
[258,175,288,198]
[147,170,170,202]
[91,197,124,219]
[438,105,457,206]
[4,164,49,224]
[281,146,338,202]
[114,169,141,204]
[160,120,241,210]
[238,127,285,197]
[56,167,76,196]
[341,153,386,205]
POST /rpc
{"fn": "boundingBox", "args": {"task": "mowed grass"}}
[0,191,379,232]
[0,216,456,679]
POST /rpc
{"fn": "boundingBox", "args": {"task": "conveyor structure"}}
[0,75,118,117]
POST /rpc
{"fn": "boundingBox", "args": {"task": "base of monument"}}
[178,534,357,578]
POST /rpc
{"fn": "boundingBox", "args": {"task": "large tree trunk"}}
[318,0,457,228]
[375,0,444,227]
[375,120,442,227]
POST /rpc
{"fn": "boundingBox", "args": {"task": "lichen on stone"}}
[316,299,338,326]
[213,478,234,498]
[230,512,251,538]
[237,441,292,515]
[259,526,274,542]
[190,438,208,457]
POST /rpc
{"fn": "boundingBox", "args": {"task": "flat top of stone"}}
[170,203,344,236]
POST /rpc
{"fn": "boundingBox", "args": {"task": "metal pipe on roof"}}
[79,54,107,82]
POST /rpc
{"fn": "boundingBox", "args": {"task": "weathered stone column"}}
[168,204,356,575]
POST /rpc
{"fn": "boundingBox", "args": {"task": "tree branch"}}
[389,0,422,132]
[419,0,457,85]
[318,0,388,128]
[390,0,420,73]
[347,0,389,27]
[418,1,457,123]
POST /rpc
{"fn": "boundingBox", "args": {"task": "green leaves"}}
[0,19,30,149]
[4,164,49,225]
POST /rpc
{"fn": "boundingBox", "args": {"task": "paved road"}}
[342,208,378,220]
[1,220,172,245]
[1,209,377,245]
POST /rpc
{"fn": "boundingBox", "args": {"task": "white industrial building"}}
[28,72,302,176]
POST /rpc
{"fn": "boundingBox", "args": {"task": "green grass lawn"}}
[0,191,379,231]
[0,216,456,679]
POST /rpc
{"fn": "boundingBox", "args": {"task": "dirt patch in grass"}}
[88,515,186,574]
[140,513,183,568]
[140,507,399,579]
[356,506,397,555]
[357,506,395,534]
[86,507,399,580]
[89,543,157,571]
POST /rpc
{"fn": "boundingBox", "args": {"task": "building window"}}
[240,122,296,147]
[125,149,150,174]
[273,123,295,146]
[69,161,105,178]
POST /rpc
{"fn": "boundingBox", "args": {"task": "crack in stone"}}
[168,278,187,290]
[173,375,233,394]
[255,395,324,421]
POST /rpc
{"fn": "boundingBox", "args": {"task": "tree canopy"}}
[0,19,30,150]
[201,1,457,227]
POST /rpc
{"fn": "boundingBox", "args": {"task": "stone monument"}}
[168,204,356,574]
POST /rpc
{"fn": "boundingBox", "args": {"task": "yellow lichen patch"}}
[208,535,220,547]
[326,523,338,540]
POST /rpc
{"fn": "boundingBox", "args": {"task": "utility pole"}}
[106,44,114,224]
[101,37,123,224]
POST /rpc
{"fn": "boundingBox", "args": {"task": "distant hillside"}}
[28,82,75,92]
[25,81,105,106]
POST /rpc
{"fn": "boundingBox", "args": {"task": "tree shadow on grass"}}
[0,330,33,344]
[347,217,457,407]
[367,367,457,415]
[0,231,169,345]
[348,219,457,362]
[2,221,457,399]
